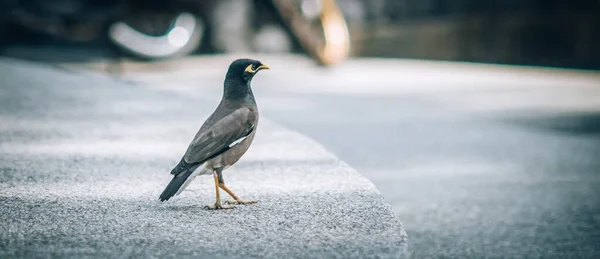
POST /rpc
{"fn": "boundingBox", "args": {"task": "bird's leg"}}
[216,170,257,205]
[221,184,257,205]
[206,169,234,210]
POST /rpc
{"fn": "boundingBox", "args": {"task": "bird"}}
[158,58,270,210]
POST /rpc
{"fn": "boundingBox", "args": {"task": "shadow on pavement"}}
[505,112,600,136]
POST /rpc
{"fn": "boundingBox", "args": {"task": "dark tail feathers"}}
[170,157,199,175]
[159,168,195,202]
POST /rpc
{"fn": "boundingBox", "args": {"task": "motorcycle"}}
[0,0,351,66]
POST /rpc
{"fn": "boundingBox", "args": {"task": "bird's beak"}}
[258,64,270,71]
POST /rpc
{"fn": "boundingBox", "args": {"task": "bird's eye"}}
[244,64,257,73]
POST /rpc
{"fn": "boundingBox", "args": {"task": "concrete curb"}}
[0,57,410,258]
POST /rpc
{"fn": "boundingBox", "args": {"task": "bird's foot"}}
[205,202,235,210]
[225,199,257,205]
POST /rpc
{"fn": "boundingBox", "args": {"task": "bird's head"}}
[225,58,270,83]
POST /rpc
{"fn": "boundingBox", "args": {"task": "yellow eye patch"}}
[245,64,257,73]
[245,64,270,73]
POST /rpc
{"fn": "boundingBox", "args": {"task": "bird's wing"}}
[176,107,255,172]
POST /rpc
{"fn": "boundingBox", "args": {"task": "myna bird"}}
[158,58,269,209]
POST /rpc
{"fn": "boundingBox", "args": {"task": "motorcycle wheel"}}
[108,11,204,60]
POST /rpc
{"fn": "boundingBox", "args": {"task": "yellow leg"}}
[206,171,234,210]
[220,184,257,205]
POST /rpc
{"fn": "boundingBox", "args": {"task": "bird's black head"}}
[223,58,269,100]
[225,58,270,83]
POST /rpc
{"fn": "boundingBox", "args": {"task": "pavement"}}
[0,57,410,259]
[3,49,600,258]
[112,55,600,259]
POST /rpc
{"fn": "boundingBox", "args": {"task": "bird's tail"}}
[159,166,200,202]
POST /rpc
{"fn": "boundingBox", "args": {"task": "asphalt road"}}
[125,56,600,258]
[262,61,600,258]
[3,49,600,258]
[0,57,409,259]
[265,93,600,258]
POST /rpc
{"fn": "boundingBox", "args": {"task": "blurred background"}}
[1,0,600,258]
[1,0,599,69]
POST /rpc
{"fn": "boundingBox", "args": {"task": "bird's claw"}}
[205,202,235,210]
[225,200,257,205]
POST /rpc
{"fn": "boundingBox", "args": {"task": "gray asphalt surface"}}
[124,56,600,258]
[266,94,600,258]
[0,57,409,259]
[262,63,600,259]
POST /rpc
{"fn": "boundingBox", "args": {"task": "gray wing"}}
[180,107,255,168]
